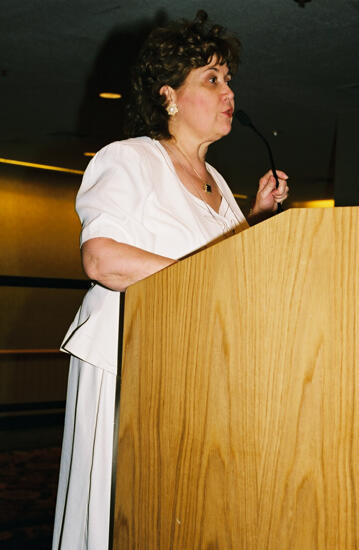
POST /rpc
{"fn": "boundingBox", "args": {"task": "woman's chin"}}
[205,122,233,143]
[219,122,233,138]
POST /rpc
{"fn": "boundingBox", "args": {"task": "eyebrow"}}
[203,66,231,77]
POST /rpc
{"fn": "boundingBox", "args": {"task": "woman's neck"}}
[162,139,209,167]
[164,126,210,164]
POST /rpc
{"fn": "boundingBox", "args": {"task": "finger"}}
[273,186,289,202]
[273,193,288,204]
[260,176,277,198]
[259,170,289,191]
[275,179,288,194]
[273,182,289,195]
[261,169,289,182]
[263,169,289,179]
[274,170,289,180]
[258,174,270,191]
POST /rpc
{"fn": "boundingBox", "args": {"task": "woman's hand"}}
[249,170,289,223]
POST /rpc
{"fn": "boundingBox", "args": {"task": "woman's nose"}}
[224,85,234,101]
[224,88,234,103]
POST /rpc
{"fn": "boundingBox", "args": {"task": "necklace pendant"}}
[203,183,212,193]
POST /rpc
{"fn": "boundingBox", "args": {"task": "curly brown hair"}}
[124,10,240,139]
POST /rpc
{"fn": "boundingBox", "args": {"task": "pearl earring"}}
[166,103,178,116]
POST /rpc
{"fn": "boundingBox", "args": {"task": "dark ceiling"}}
[1,0,359,203]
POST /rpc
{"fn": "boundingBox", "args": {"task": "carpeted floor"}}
[0,447,61,549]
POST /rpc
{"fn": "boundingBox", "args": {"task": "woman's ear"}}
[159,85,175,107]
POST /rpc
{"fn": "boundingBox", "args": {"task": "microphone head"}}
[235,109,253,127]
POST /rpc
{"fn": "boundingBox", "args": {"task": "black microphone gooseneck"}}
[235,109,283,213]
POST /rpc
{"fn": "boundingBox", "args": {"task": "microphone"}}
[235,109,283,214]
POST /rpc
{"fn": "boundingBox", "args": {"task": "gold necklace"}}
[173,142,213,193]
[156,140,238,233]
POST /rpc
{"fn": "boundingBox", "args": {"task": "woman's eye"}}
[209,76,217,84]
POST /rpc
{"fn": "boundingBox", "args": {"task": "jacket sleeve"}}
[76,141,155,249]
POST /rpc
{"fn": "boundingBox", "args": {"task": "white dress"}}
[52,137,248,550]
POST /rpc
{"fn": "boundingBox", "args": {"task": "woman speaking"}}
[53,10,288,549]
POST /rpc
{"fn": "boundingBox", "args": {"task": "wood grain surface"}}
[113,207,359,549]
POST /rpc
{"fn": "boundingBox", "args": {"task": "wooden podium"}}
[111,207,359,549]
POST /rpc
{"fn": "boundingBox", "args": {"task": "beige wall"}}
[0,164,87,404]
[1,164,83,278]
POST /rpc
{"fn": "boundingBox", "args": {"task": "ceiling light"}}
[233,193,248,200]
[99,92,122,99]
[291,199,334,208]
[83,152,96,157]
[0,157,84,175]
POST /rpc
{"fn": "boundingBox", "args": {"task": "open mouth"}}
[223,109,233,118]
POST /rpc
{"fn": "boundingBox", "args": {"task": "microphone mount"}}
[235,109,283,214]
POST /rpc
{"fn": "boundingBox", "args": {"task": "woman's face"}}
[169,58,235,144]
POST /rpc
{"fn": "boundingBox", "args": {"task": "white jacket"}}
[61,137,248,373]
